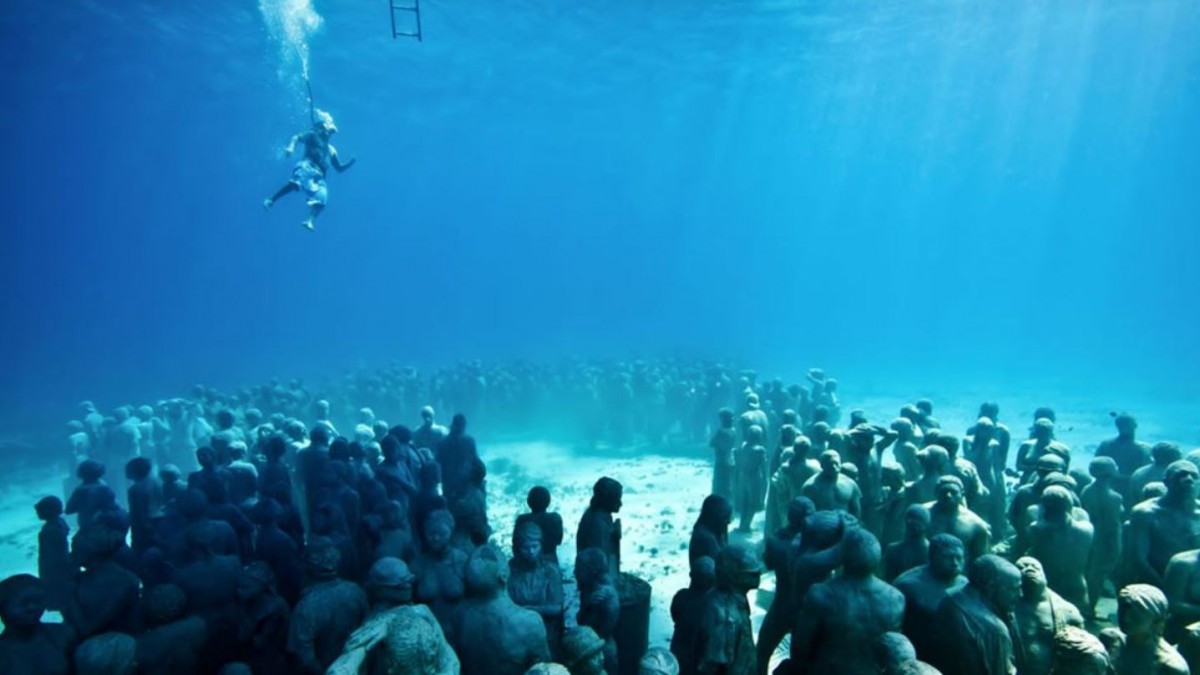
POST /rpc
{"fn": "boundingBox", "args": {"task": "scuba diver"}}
[264,109,356,231]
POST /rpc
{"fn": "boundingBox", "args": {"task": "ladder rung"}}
[394,31,419,37]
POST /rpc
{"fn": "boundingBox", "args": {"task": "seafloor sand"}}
[0,390,1194,653]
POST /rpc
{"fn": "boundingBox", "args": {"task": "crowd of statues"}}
[2,357,1198,675]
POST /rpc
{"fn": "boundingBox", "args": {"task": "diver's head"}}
[314,109,337,134]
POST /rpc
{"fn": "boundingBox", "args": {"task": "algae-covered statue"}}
[327,557,459,675]
[576,477,623,579]
[894,534,967,661]
[791,528,905,675]
[926,554,1022,675]
[1012,556,1084,675]
[1111,584,1187,675]
[450,544,550,675]
[696,545,761,675]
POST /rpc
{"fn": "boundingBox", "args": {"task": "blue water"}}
[3,0,1199,438]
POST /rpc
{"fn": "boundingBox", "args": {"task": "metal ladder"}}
[389,0,423,41]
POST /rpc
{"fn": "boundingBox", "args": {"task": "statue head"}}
[689,555,717,591]
[423,510,455,553]
[810,421,831,442]
[979,401,1000,422]
[1032,418,1055,441]
[715,544,763,593]
[237,562,276,604]
[787,497,816,529]
[1015,556,1048,597]
[1113,412,1137,437]
[74,633,137,675]
[882,462,906,490]
[367,557,416,605]
[819,450,842,477]
[527,486,552,512]
[697,494,733,532]
[935,475,965,509]
[420,405,435,423]
[303,536,342,581]
[1040,485,1074,518]
[929,534,965,581]
[746,424,764,444]
[1118,584,1169,645]
[0,574,45,629]
[890,417,914,438]
[590,477,623,513]
[464,544,508,597]
[792,435,813,462]
[450,413,467,435]
[805,511,846,550]
[125,456,152,481]
[34,495,63,520]
[915,399,933,417]
[1088,456,1118,481]
[1152,441,1184,466]
[780,424,797,447]
[561,626,606,675]
[841,528,882,578]
[513,521,544,565]
[638,647,680,675]
[718,408,735,427]
[526,665,571,675]
[1052,625,1111,675]
[904,504,931,538]
[314,399,330,417]
[77,458,106,482]
[918,446,949,473]
[1165,459,1199,501]
[968,555,1022,616]
[1033,453,1066,479]
[309,425,331,447]
[142,583,187,628]
[873,632,917,675]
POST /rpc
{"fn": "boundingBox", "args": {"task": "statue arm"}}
[1165,555,1200,625]
[287,609,324,675]
[1128,509,1164,587]
[696,603,734,675]
[790,588,826,673]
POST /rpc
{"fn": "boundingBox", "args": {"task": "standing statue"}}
[734,425,768,533]
[926,555,1022,675]
[1127,460,1200,586]
[1080,456,1124,620]
[791,528,906,674]
[1110,584,1187,675]
[893,534,967,661]
[576,477,623,579]
[710,409,738,502]
[924,476,990,564]
[450,544,551,675]
[1011,557,1084,675]
[326,557,460,675]
[696,545,761,675]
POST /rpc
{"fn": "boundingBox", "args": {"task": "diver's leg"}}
[264,182,298,210]
[302,180,328,230]
[302,202,324,231]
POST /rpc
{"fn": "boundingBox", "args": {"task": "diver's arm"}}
[284,134,301,156]
[331,147,356,172]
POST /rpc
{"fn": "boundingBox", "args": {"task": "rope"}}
[305,76,316,126]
